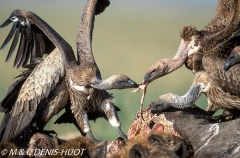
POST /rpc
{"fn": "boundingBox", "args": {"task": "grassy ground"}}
[0,0,219,140]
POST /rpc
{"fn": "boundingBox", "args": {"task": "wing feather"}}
[203,55,240,97]
[0,10,57,68]
[202,0,236,38]
[0,22,17,50]
[14,32,25,67]
[201,0,240,55]
[0,9,73,145]
[17,39,30,68]
[12,48,64,116]
[6,25,20,62]
[0,18,11,28]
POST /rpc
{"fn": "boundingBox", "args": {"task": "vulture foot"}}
[86,131,100,144]
[115,126,128,142]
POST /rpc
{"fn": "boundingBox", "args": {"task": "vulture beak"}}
[224,61,230,72]
[130,80,139,88]
[143,74,150,85]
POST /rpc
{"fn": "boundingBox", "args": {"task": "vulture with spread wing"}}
[0,0,138,147]
[141,0,240,115]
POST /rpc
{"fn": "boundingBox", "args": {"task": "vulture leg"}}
[70,105,99,144]
[204,99,220,119]
[205,99,219,115]
[101,101,127,141]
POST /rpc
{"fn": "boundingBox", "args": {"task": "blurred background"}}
[0,0,218,140]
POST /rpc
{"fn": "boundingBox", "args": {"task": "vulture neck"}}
[76,0,97,65]
[166,40,189,73]
[167,84,203,109]
[91,78,114,90]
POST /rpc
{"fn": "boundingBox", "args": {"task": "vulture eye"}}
[119,81,126,84]
[150,69,156,75]
[229,56,235,61]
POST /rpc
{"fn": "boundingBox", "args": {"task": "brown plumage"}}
[141,0,240,115]
[224,46,240,71]
[0,0,138,147]
[143,0,240,83]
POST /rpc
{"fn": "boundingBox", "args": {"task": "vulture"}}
[141,0,240,116]
[0,0,138,147]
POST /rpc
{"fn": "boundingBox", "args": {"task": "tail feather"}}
[0,112,11,139]
[0,79,25,112]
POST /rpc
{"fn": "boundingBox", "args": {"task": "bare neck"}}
[76,0,97,64]
[90,78,114,90]
[166,41,189,73]
[170,85,203,109]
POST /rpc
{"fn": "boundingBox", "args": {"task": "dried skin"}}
[132,83,148,119]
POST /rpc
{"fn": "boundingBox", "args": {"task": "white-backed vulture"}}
[141,0,240,115]
[0,0,138,147]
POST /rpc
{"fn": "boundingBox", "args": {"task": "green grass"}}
[0,1,217,140]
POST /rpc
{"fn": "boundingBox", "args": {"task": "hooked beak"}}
[143,74,150,84]
[130,80,139,88]
[224,61,231,72]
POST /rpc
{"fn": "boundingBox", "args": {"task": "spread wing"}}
[201,0,240,55]
[76,0,110,80]
[0,10,55,68]
[76,0,110,65]
[0,10,71,145]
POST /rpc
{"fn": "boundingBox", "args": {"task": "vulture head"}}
[150,93,174,112]
[224,46,240,71]
[143,26,202,84]
[91,74,138,90]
